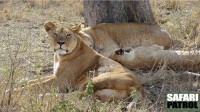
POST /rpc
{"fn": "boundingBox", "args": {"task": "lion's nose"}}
[57,42,65,45]
[115,49,124,55]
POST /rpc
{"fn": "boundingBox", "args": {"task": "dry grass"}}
[0,0,199,111]
[151,0,200,49]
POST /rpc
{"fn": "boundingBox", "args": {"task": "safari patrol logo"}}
[166,93,199,112]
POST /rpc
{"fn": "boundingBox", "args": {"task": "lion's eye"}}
[66,34,71,38]
[53,33,58,37]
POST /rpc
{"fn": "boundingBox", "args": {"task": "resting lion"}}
[12,22,144,101]
[78,22,173,57]
[110,45,200,71]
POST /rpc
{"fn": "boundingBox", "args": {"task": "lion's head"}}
[44,21,81,56]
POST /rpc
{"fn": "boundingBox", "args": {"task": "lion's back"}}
[81,22,173,50]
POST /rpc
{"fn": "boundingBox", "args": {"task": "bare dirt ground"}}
[0,0,199,112]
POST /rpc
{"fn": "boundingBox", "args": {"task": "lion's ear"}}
[44,21,57,32]
[71,24,81,33]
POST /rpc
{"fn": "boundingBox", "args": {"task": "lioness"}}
[110,45,200,71]
[12,22,144,101]
[78,22,173,57]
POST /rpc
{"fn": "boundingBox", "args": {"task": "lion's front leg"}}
[12,75,56,95]
[3,75,58,106]
[26,75,55,85]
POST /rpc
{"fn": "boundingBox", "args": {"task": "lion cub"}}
[12,22,144,101]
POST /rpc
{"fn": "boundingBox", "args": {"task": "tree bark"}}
[84,0,156,27]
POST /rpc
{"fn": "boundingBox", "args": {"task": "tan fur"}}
[78,23,173,57]
[12,22,144,101]
[110,45,200,71]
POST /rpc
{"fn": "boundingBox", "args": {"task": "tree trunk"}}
[84,0,156,27]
